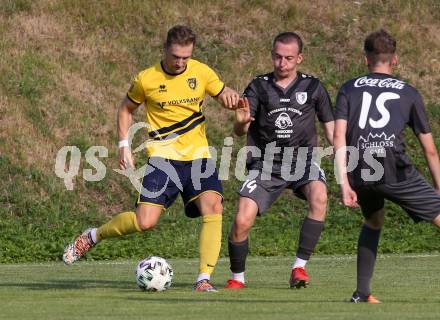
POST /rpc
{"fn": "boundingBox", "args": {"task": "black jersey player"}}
[334,29,440,303]
[225,32,334,289]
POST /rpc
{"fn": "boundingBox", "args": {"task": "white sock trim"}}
[90,228,98,244]
[197,273,210,282]
[292,257,308,269]
[232,272,245,283]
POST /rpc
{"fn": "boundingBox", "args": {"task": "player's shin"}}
[290,218,324,288]
[356,224,381,296]
[198,214,222,280]
[228,236,249,284]
[295,217,325,263]
[96,211,141,241]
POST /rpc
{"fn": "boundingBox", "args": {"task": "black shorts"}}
[238,161,326,214]
[355,172,440,222]
[137,157,223,218]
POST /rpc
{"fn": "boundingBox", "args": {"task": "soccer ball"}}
[135,256,173,292]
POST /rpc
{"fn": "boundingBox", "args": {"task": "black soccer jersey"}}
[244,72,333,167]
[335,72,431,187]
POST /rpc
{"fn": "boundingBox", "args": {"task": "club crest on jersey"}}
[275,112,293,129]
[295,92,307,105]
[159,84,167,93]
[187,78,197,90]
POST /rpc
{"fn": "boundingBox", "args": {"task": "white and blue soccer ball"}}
[135,256,173,292]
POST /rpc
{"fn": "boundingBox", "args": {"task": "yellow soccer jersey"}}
[127,59,225,161]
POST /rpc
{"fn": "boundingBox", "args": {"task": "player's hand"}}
[119,146,135,170]
[341,184,359,208]
[218,87,240,110]
[235,97,254,124]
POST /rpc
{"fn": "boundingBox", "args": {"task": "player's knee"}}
[198,198,223,215]
[365,219,383,230]
[202,201,223,215]
[234,215,253,234]
[136,217,157,231]
[365,213,384,229]
[316,192,328,206]
[135,210,159,231]
[210,200,223,215]
[311,192,327,211]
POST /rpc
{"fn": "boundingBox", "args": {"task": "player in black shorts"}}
[224,32,334,289]
[334,29,440,303]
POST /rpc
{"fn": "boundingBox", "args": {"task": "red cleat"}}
[224,279,245,289]
[289,267,310,289]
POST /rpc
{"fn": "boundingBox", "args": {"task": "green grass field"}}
[1,2,439,318]
[1,0,440,262]
[1,254,439,320]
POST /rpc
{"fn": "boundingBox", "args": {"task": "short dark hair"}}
[273,32,303,53]
[165,25,196,48]
[364,29,396,65]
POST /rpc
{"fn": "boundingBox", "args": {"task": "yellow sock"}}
[96,211,141,241]
[199,214,222,275]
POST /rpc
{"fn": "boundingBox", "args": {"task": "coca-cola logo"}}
[354,76,405,89]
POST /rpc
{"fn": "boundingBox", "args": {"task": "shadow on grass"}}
[124,296,346,304]
[0,279,197,291]
[123,294,440,304]
[0,279,134,290]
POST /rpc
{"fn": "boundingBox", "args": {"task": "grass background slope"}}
[0,0,439,262]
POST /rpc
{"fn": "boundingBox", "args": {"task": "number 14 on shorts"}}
[241,179,257,193]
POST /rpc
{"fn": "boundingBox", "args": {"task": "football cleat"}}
[63,228,96,265]
[350,291,381,304]
[224,279,245,289]
[193,279,218,292]
[289,267,310,289]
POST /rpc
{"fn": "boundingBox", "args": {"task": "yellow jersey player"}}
[63,25,241,292]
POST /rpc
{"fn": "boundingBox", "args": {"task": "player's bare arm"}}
[321,120,335,145]
[334,119,358,208]
[233,97,254,136]
[215,86,241,110]
[418,132,440,192]
[117,96,140,170]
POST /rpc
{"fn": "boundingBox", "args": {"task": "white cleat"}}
[63,228,96,265]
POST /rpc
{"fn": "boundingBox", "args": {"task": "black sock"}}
[296,217,325,260]
[228,237,249,273]
[357,224,381,296]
